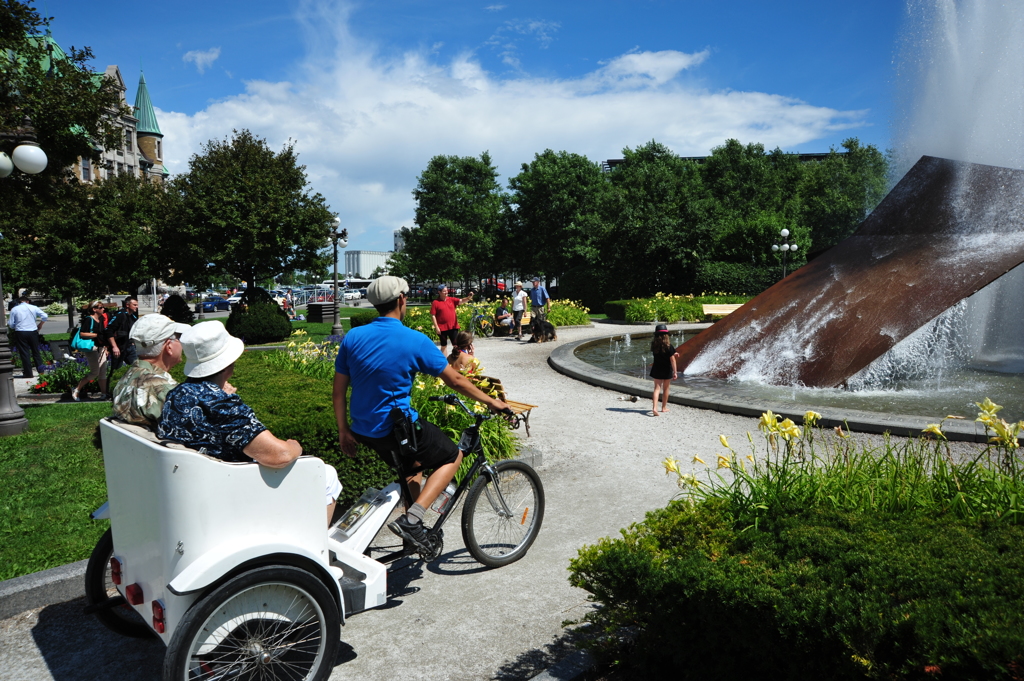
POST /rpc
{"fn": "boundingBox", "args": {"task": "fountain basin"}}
[552,329,999,443]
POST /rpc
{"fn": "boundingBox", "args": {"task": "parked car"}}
[357,288,367,299]
[200,296,231,312]
[343,289,360,301]
[226,292,244,305]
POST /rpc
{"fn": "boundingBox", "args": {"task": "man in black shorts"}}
[333,276,508,552]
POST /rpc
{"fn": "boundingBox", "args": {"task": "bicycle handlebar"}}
[428,394,513,418]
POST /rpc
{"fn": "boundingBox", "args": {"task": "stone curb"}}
[0,559,88,621]
[548,334,993,444]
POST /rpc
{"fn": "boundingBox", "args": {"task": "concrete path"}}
[0,322,768,680]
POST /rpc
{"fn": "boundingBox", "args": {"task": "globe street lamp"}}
[0,139,49,436]
[771,228,799,279]
[331,218,348,338]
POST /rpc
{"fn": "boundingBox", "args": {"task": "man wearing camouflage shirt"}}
[111,314,190,428]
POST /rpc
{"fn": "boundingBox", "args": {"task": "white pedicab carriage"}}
[84,418,404,681]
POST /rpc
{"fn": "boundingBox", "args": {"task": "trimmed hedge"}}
[570,500,1024,679]
[349,310,379,328]
[225,288,291,344]
[604,300,631,320]
[696,260,779,296]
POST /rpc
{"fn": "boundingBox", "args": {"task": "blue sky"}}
[45,0,906,252]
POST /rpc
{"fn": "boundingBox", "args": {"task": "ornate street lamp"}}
[771,228,799,279]
[330,218,348,338]
[0,140,49,436]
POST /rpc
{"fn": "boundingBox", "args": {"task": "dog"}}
[527,316,557,343]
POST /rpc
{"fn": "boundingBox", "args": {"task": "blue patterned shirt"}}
[158,382,267,462]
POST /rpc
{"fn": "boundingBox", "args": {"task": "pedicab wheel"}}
[479,320,495,338]
[163,565,340,681]
[461,460,545,568]
[84,528,153,638]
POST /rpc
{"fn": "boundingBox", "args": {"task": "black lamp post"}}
[331,218,348,338]
[0,138,49,436]
[771,228,800,279]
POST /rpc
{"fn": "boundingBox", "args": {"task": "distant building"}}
[77,67,167,184]
[393,228,405,252]
[344,250,392,279]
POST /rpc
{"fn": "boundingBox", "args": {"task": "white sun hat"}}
[180,321,245,378]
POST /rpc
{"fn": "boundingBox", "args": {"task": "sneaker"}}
[387,514,429,552]
[71,388,80,402]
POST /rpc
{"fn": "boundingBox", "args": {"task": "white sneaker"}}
[71,388,80,402]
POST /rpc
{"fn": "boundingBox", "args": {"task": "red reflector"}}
[109,557,122,585]
[152,599,166,633]
[125,583,143,605]
[152,616,165,634]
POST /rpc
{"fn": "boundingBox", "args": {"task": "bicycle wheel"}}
[84,528,153,638]
[478,319,494,338]
[461,460,544,567]
[164,565,340,681]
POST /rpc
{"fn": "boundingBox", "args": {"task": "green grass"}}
[0,403,111,580]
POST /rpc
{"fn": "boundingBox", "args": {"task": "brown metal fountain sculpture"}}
[675,156,1024,388]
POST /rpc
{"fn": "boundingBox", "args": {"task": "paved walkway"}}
[0,322,771,680]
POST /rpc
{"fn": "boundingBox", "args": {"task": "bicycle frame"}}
[378,398,512,565]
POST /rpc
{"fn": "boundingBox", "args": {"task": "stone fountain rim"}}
[549,331,993,444]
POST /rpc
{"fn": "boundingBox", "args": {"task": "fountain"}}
[552,1,1024,440]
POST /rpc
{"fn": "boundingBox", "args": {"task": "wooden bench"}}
[504,399,538,437]
[702,304,744,318]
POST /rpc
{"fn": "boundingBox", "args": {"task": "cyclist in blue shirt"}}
[333,276,509,552]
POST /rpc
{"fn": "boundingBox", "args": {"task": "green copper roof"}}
[133,71,162,135]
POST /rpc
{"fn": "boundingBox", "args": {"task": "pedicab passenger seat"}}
[98,418,331,612]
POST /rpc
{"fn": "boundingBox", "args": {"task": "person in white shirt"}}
[511,282,529,340]
[8,296,48,378]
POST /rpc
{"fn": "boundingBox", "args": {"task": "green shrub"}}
[160,294,194,324]
[349,310,379,328]
[570,500,1024,680]
[403,306,439,341]
[547,300,591,327]
[604,300,631,320]
[225,288,291,344]
[42,302,68,315]
[696,260,779,295]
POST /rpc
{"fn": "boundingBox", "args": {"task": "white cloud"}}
[182,47,222,74]
[485,4,506,10]
[157,2,867,252]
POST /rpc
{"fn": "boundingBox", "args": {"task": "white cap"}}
[130,314,191,350]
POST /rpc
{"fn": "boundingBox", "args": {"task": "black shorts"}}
[438,328,459,347]
[353,418,460,474]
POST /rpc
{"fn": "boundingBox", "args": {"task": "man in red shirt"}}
[430,284,473,354]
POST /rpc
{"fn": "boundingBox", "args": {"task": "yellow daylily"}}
[758,410,779,433]
[778,418,801,441]
[834,425,850,439]
[717,455,731,469]
[975,397,1003,416]
[922,423,946,440]
[719,434,730,449]
[692,455,706,465]
[804,411,821,426]
[662,457,680,475]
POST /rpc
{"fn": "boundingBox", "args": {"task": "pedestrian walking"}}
[430,284,473,354]
[72,300,110,401]
[106,297,140,379]
[8,295,48,378]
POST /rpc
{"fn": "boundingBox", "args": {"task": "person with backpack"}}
[106,297,139,379]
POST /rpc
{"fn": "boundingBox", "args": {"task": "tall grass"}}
[665,407,1024,527]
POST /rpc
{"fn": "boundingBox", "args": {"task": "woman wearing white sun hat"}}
[159,321,342,524]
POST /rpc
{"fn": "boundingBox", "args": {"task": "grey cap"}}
[367,276,409,306]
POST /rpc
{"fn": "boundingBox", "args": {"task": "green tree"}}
[602,141,710,297]
[0,0,130,295]
[800,138,888,253]
[406,152,504,283]
[163,129,334,288]
[506,149,611,282]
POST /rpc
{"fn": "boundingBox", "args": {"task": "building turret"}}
[133,71,167,183]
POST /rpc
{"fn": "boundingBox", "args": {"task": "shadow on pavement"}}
[32,597,164,681]
[493,627,593,681]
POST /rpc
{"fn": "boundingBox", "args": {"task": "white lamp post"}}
[771,228,798,279]
[331,218,348,338]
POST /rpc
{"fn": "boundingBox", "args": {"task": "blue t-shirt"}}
[158,382,267,462]
[529,284,550,307]
[335,316,448,438]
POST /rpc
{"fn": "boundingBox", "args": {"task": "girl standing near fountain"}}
[648,324,677,415]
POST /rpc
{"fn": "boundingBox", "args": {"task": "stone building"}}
[75,66,167,184]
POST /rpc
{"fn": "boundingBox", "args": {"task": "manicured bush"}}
[604,300,631,320]
[696,260,779,296]
[225,287,291,344]
[160,293,194,324]
[570,501,1024,680]
[349,310,379,328]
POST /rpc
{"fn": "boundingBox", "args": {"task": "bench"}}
[702,304,744,318]
[473,375,537,437]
